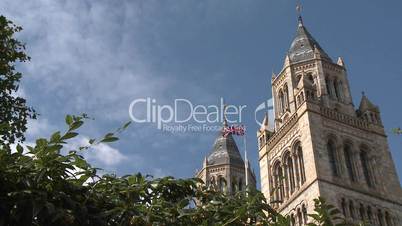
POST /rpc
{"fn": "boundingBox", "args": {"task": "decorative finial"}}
[296,0,303,25]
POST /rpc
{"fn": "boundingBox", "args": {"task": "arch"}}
[378,209,384,226]
[367,206,373,224]
[341,198,347,217]
[359,203,365,221]
[336,80,344,101]
[284,152,296,194]
[284,83,290,110]
[385,211,392,226]
[343,143,356,182]
[290,214,296,226]
[360,148,373,187]
[231,177,237,193]
[294,142,306,184]
[327,139,339,177]
[273,161,284,202]
[349,200,355,219]
[278,89,284,115]
[302,204,308,224]
[297,208,303,226]
[218,176,227,192]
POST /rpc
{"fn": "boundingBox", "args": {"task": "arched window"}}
[327,139,339,176]
[238,178,243,191]
[378,209,384,226]
[344,144,356,182]
[297,208,303,226]
[286,155,295,194]
[367,206,373,224]
[291,214,296,226]
[219,177,227,192]
[209,177,216,190]
[274,162,284,202]
[385,211,392,226]
[278,90,284,114]
[231,178,237,193]
[302,204,308,224]
[349,200,355,219]
[341,198,347,217]
[284,84,289,110]
[359,204,365,221]
[295,143,306,184]
[334,79,340,99]
[336,81,344,101]
[360,150,373,187]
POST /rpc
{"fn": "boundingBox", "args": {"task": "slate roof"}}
[207,130,244,167]
[288,17,332,63]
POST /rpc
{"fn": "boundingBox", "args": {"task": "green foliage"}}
[0,15,36,145]
[392,127,402,135]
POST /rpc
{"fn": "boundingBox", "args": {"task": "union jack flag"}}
[223,125,245,137]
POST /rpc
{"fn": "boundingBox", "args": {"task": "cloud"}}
[69,137,128,167]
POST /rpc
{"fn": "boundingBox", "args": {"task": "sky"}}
[1,0,401,187]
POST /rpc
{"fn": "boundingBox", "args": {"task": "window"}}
[284,84,290,110]
[360,150,373,187]
[367,206,373,224]
[286,155,295,193]
[378,209,384,226]
[302,204,308,224]
[278,90,284,114]
[349,201,355,219]
[297,209,303,226]
[274,162,284,202]
[327,140,339,176]
[359,204,365,221]
[238,179,243,191]
[385,211,392,226]
[344,144,356,182]
[341,198,347,217]
[219,177,227,192]
[296,143,306,184]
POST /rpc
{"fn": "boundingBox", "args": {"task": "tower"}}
[196,123,256,193]
[257,16,402,225]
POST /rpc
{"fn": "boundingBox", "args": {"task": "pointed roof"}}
[207,129,244,166]
[359,93,379,113]
[288,17,332,63]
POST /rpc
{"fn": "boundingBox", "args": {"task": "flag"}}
[223,125,245,137]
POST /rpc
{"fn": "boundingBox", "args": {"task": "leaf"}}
[50,131,61,143]
[61,132,78,140]
[100,136,119,143]
[65,115,73,125]
[16,144,23,153]
[70,120,84,131]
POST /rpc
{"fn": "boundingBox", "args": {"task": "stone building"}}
[196,122,256,193]
[257,16,402,225]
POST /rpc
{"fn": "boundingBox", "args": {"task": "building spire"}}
[296,0,303,26]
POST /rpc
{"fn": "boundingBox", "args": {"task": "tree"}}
[0,15,36,146]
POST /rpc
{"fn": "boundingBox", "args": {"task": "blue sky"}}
[1,0,401,187]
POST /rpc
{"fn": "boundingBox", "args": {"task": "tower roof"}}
[288,17,332,63]
[207,130,244,166]
[359,93,379,113]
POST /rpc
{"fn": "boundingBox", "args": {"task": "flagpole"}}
[244,131,249,189]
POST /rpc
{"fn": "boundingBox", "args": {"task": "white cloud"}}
[70,137,128,167]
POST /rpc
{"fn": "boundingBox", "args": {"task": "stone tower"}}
[196,122,256,193]
[257,16,402,225]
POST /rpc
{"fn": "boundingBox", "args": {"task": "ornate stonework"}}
[257,17,402,225]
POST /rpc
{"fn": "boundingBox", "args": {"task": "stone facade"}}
[257,17,402,225]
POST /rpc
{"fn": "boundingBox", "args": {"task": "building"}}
[257,16,402,225]
[196,121,256,193]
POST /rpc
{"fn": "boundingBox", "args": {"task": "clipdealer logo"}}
[128,98,247,130]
